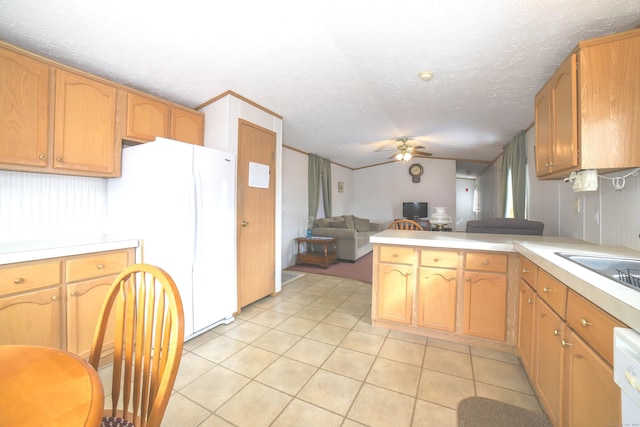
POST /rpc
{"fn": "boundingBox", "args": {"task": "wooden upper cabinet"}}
[123,92,204,145]
[54,69,118,175]
[535,28,640,179]
[170,106,204,146]
[0,46,50,168]
[535,53,579,178]
[125,92,170,142]
[579,30,640,170]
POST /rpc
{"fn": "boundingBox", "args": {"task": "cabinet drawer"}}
[0,261,61,296]
[420,249,458,268]
[566,290,624,365]
[66,251,129,283]
[537,270,567,318]
[379,246,414,265]
[519,256,538,287]
[465,252,508,273]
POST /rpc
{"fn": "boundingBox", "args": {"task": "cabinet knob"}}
[553,329,560,336]
[97,264,105,270]
[39,154,47,160]
[543,286,552,293]
[241,221,249,227]
[482,260,490,265]
[527,298,533,304]
[561,339,572,347]
[522,268,530,273]
[13,278,25,285]
[70,291,78,297]
[51,295,59,301]
[581,318,591,327]
[433,257,441,262]
[56,156,64,163]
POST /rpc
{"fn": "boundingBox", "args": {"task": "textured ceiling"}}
[1,1,639,177]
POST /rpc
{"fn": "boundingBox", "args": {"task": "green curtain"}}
[501,130,527,218]
[308,154,332,221]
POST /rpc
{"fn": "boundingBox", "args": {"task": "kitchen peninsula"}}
[370,229,640,348]
[371,229,640,426]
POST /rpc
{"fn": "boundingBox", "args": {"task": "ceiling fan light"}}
[403,152,412,161]
[395,153,404,161]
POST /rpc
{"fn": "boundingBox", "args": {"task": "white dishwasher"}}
[614,327,640,425]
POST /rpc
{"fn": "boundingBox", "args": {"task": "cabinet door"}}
[0,47,49,167]
[550,54,578,173]
[534,84,552,177]
[533,299,564,427]
[0,287,61,348]
[54,69,117,174]
[563,328,621,427]
[377,263,413,324]
[517,280,536,375]
[125,92,169,142]
[67,275,117,359]
[462,271,507,341]
[418,267,456,331]
[579,32,640,169]
[170,106,204,146]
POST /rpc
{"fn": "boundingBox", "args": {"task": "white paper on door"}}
[248,162,270,188]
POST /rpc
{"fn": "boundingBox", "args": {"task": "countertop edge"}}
[0,237,140,265]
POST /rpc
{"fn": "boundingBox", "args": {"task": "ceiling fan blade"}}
[413,150,433,157]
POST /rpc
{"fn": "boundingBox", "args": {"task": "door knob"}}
[241,221,249,227]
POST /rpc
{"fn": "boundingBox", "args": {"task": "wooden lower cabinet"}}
[0,286,62,348]
[377,263,413,324]
[462,271,507,341]
[418,267,456,331]
[563,328,621,427]
[533,298,565,427]
[0,247,133,356]
[517,280,536,375]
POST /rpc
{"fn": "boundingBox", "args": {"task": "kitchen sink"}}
[555,252,640,292]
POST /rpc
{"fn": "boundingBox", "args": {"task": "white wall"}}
[455,178,476,231]
[353,159,457,224]
[0,171,107,242]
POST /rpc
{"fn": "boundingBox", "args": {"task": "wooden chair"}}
[387,219,424,230]
[89,264,185,427]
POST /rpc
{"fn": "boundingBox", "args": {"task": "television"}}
[402,202,428,220]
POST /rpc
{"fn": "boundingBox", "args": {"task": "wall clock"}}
[409,163,423,183]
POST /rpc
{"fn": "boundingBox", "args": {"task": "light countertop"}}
[371,230,640,331]
[0,235,140,265]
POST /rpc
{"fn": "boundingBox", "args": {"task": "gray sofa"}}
[466,218,544,235]
[312,215,383,261]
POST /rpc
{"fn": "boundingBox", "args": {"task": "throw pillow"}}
[329,220,349,229]
[315,218,331,228]
[354,217,370,232]
[343,215,356,229]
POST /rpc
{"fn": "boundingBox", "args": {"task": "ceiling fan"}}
[386,137,432,162]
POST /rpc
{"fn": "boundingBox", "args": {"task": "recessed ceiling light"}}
[418,71,434,81]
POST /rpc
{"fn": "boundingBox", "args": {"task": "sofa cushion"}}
[354,217,370,232]
[329,220,349,228]
[315,218,332,228]
[342,215,356,229]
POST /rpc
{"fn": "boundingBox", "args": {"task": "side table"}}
[295,236,338,268]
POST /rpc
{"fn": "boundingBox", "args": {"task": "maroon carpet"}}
[285,251,373,283]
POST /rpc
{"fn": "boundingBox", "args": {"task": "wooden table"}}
[0,345,104,426]
[295,236,338,268]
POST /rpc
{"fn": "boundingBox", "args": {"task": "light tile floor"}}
[147,273,544,426]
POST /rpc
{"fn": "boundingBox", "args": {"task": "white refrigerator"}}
[107,137,236,339]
